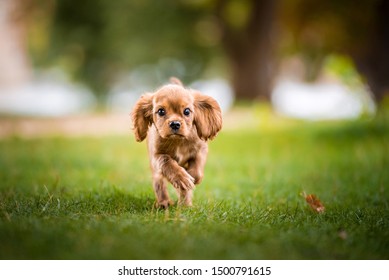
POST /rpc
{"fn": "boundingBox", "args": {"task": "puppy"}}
[131,78,222,208]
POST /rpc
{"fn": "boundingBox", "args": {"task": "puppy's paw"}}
[173,170,195,191]
[155,199,174,209]
[178,196,193,207]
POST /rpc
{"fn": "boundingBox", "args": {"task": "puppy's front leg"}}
[178,154,207,207]
[177,188,193,207]
[186,157,206,185]
[152,173,172,209]
[186,145,208,184]
[156,154,195,191]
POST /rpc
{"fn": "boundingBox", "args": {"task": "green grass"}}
[0,108,388,259]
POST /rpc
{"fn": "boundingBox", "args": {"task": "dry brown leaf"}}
[303,193,325,213]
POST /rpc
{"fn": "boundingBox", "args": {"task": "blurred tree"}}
[27,0,280,100]
[29,0,217,96]
[25,0,388,102]
[214,0,279,101]
[350,0,389,102]
[281,0,389,102]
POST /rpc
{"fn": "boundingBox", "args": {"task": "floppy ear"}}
[131,93,154,142]
[193,92,222,141]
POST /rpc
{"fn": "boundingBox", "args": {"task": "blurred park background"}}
[1,0,389,260]
[0,0,388,123]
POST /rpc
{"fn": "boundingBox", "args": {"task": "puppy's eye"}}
[157,108,166,117]
[183,108,191,116]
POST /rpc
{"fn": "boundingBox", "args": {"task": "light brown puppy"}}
[131,78,222,208]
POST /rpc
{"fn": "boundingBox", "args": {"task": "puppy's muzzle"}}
[169,121,181,132]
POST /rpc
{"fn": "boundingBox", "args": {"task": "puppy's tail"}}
[170,77,183,86]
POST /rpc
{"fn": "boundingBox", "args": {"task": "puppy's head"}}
[131,79,222,142]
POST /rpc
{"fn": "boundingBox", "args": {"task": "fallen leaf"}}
[304,193,325,213]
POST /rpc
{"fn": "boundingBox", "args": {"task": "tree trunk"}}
[349,0,389,102]
[216,0,278,101]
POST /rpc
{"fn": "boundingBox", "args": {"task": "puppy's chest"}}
[173,144,197,167]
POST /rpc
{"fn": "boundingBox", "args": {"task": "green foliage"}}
[323,55,364,87]
[281,0,377,52]
[28,0,221,95]
[279,0,380,81]
[1,108,388,259]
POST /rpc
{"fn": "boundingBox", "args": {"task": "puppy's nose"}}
[169,121,181,131]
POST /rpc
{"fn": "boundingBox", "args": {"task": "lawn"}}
[0,106,388,259]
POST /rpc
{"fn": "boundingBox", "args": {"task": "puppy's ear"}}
[193,92,222,141]
[131,93,154,142]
